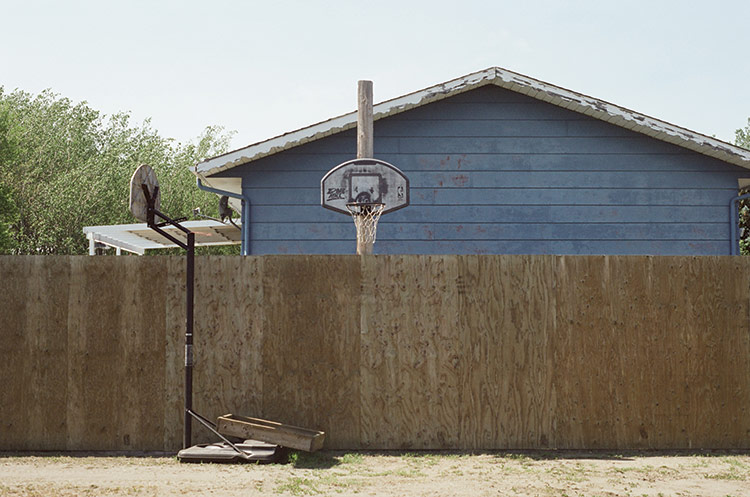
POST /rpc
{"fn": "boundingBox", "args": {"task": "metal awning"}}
[83,220,242,255]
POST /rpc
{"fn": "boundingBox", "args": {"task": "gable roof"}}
[196,67,750,177]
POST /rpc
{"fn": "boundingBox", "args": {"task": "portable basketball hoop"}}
[322,158,409,255]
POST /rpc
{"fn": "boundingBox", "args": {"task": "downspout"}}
[196,178,251,255]
[729,193,750,255]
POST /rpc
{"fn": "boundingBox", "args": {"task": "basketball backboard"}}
[129,164,160,222]
[321,159,409,215]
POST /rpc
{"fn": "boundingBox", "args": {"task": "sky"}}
[2,0,749,153]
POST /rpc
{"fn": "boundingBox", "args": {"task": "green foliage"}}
[0,182,17,254]
[736,118,750,151]
[0,87,236,254]
[736,118,750,255]
[0,103,19,253]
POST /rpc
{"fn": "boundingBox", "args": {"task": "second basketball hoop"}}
[321,158,409,254]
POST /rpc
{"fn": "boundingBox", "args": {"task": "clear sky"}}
[2,0,749,152]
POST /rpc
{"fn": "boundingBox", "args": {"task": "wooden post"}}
[357,80,373,159]
[356,80,374,255]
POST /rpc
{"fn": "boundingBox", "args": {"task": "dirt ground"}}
[0,451,749,497]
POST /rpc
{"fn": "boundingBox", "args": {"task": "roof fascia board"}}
[196,67,750,176]
[491,67,750,168]
[195,68,497,176]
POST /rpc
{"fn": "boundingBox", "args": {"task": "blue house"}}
[195,67,750,255]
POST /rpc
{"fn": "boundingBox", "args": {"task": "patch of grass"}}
[275,476,321,496]
[502,453,533,462]
[274,473,364,496]
[339,453,364,465]
[401,452,439,467]
[721,456,748,469]
[395,467,427,478]
[704,471,747,481]
[287,451,340,469]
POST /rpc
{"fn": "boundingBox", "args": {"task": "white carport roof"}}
[83,220,241,255]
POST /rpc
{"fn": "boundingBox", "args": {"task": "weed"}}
[339,453,364,465]
[395,467,427,478]
[275,476,320,496]
[287,451,339,469]
[704,471,746,481]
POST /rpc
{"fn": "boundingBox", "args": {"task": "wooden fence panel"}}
[457,255,557,449]
[360,256,460,449]
[189,256,265,444]
[0,257,71,450]
[261,255,361,448]
[2,255,750,451]
[65,257,166,451]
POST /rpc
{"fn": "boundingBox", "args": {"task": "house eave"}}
[196,67,750,176]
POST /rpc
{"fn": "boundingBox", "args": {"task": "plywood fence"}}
[1,255,749,451]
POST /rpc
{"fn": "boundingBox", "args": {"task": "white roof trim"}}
[196,67,750,176]
[83,220,241,255]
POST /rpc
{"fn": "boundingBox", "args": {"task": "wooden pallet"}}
[216,414,325,452]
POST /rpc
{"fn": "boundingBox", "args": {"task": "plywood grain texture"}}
[360,255,460,449]
[457,255,556,449]
[189,256,264,444]
[2,255,750,451]
[261,255,361,449]
[0,257,70,449]
[0,256,30,449]
[163,256,186,450]
[64,257,167,450]
[66,256,121,450]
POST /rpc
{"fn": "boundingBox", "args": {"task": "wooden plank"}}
[217,414,325,451]
[163,256,186,451]
[553,255,613,448]
[189,256,265,445]
[386,101,587,121]
[118,255,167,450]
[66,257,123,450]
[261,255,361,449]
[250,222,729,242]
[244,152,740,173]
[25,256,71,450]
[0,256,32,449]
[360,255,460,449]
[249,240,730,257]
[246,187,735,207]
[375,119,633,138]
[395,136,684,156]
[655,256,750,448]
[242,169,743,189]
[457,255,556,449]
[251,204,730,224]
[553,255,750,449]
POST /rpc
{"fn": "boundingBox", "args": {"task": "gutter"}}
[196,178,251,255]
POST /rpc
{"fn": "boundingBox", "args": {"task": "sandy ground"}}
[0,451,749,496]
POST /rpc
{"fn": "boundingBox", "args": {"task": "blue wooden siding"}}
[217,86,748,255]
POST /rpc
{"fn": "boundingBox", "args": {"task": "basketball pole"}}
[357,80,374,255]
[141,183,195,449]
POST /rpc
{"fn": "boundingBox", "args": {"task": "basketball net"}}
[346,202,385,255]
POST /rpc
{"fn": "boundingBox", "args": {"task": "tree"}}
[0,101,18,253]
[737,118,750,150]
[0,183,17,254]
[0,87,236,254]
[735,118,750,254]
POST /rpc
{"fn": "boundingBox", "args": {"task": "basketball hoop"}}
[346,202,384,254]
[321,158,409,255]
